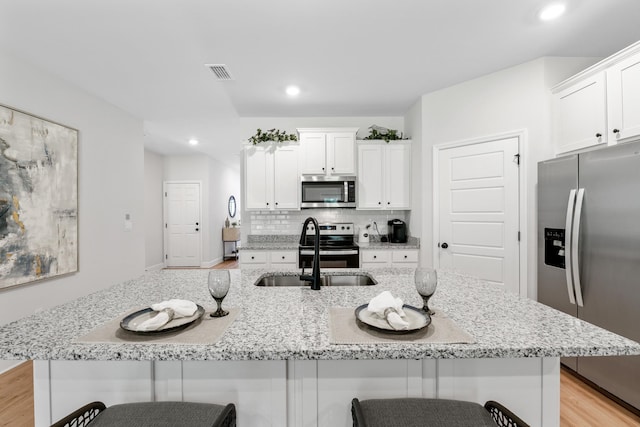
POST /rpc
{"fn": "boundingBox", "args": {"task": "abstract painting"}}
[0,104,78,289]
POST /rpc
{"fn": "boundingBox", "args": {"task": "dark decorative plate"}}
[355,304,431,334]
[120,305,205,334]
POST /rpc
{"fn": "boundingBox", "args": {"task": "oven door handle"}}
[300,249,359,256]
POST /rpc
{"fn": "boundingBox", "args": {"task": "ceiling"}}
[2,0,640,166]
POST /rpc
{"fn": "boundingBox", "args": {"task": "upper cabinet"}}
[552,41,640,155]
[357,140,411,210]
[553,73,607,154]
[244,143,299,211]
[607,53,640,142]
[297,128,358,175]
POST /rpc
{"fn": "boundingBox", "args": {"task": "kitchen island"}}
[1,268,638,426]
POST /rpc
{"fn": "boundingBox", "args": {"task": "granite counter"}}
[1,268,637,361]
[5,269,639,427]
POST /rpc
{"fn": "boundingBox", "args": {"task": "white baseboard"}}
[201,257,223,268]
[0,360,24,375]
[145,263,165,272]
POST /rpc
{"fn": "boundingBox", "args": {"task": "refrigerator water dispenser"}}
[544,228,565,269]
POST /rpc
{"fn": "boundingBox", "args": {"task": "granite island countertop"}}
[1,268,639,362]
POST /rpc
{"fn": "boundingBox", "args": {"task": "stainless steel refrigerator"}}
[538,141,640,410]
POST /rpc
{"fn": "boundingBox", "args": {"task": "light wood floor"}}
[163,259,239,270]
[0,360,33,427]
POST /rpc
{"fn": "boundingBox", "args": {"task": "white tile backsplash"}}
[247,209,408,236]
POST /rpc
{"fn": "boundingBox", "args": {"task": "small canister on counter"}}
[359,224,370,243]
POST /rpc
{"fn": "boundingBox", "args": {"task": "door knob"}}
[440,242,449,249]
[595,133,602,138]
[613,129,620,134]
[195,228,199,231]
[195,222,199,226]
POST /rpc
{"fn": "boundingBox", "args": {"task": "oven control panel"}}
[306,222,354,235]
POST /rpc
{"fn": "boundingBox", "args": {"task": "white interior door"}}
[164,182,201,267]
[436,137,520,293]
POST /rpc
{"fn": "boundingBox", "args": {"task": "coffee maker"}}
[387,219,407,243]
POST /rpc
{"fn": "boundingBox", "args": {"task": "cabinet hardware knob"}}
[322,167,325,171]
[266,202,269,206]
[373,255,377,259]
[275,202,278,205]
[595,133,602,138]
[251,256,255,259]
[195,222,199,226]
[404,255,407,259]
[331,167,335,171]
[440,242,449,249]
[387,202,390,205]
[613,129,620,134]
[282,256,285,259]
[378,202,381,205]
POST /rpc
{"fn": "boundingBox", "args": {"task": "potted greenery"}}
[247,128,298,145]
[363,125,408,143]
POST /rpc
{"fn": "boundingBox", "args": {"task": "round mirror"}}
[228,195,237,218]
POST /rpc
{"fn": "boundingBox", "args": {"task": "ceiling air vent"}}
[206,64,233,81]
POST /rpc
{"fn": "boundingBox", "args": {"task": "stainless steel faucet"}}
[299,217,321,290]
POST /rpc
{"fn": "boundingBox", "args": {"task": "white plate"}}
[120,305,205,334]
[355,304,431,333]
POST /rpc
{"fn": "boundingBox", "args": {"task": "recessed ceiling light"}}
[188,138,199,146]
[539,3,566,21]
[286,85,300,96]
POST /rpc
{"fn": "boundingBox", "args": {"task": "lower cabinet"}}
[360,249,418,269]
[240,250,297,269]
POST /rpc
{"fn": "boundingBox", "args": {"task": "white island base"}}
[35,357,559,427]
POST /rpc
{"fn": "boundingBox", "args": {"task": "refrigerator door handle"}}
[564,189,577,305]
[572,188,585,307]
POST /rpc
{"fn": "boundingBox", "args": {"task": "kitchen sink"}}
[254,273,377,287]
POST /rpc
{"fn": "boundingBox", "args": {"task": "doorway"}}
[433,134,522,295]
[163,181,202,267]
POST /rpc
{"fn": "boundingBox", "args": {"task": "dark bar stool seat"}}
[51,401,236,427]
[351,398,529,427]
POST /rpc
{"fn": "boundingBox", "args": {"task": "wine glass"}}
[414,267,437,315]
[208,270,230,317]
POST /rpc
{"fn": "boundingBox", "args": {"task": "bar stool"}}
[351,398,529,427]
[51,401,236,427]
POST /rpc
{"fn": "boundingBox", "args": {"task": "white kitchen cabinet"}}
[244,143,299,211]
[240,249,297,269]
[361,249,418,269]
[553,73,607,154]
[357,141,411,210]
[298,128,358,176]
[239,250,269,268]
[607,53,640,143]
[552,40,640,154]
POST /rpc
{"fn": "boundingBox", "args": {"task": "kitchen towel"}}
[328,307,475,344]
[75,307,240,345]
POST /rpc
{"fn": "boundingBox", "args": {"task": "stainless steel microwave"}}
[300,175,356,208]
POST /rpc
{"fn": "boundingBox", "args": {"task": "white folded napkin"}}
[136,299,198,332]
[150,299,198,318]
[367,291,409,330]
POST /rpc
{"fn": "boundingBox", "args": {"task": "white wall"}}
[415,57,600,299]
[404,100,425,263]
[208,156,241,263]
[163,155,241,266]
[144,149,165,269]
[0,50,145,370]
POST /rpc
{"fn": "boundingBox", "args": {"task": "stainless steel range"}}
[298,222,359,268]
